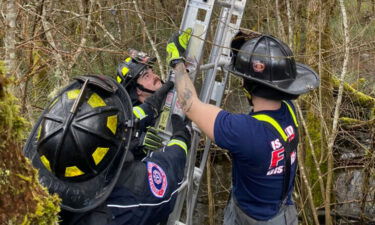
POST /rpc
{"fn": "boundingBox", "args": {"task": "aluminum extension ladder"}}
[155,1,248,225]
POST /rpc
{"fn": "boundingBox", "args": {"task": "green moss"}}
[0,168,11,186]
[0,93,29,146]
[1,63,60,224]
[303,106,326,206]
[332,77,375,108]
[24,191,61,225]
[339,117,361,125]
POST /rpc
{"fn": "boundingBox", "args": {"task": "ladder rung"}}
[217,0,246,10]
[199,61,227,70]
[176,167,203,192]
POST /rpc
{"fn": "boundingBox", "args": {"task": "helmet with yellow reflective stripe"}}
[116,49,157,100]
[23,75,134,213]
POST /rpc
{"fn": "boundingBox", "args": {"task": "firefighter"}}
[116,49,172,157]
[24,75,191,225]
[166,30,319,225]
[116,49,163,106]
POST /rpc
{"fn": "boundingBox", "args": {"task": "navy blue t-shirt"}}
[214,101,298,220]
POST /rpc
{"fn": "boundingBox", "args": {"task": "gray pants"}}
[223,197,298,225]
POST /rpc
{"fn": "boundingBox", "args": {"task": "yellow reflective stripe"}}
[87,93,106,108]
[121,67,129,76]
[65,166,84,177]
[133,106,147,119]
[282,101,298,127]
[67,89,81,100]
[125,57,131,62]
[252,114,288,142]
[116,76,122,83]
[40,155,51,171]
[167,139,187,155]
[92,147,109,165]
[107,115,118,134]
[37,125,42,141]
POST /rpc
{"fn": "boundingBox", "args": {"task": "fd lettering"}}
[269,148,284,168]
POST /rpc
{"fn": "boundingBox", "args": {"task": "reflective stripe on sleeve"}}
[133,106,147,120]
[167,139,187,155]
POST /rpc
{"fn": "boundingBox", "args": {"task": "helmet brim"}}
[227,62,319,95]
[23,77,134,213]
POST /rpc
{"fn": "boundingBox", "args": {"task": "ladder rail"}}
[186,0,247,222]
[165,0,248,224]
[165,1,216,224]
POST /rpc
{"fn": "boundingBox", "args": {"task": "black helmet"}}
[23,75,134,212]
[228,34,319,97]
[116,49,157,104]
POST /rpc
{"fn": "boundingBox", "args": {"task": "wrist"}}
[171,130,191,149]
[170,58,185,68]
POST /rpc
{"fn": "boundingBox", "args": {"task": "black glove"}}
[141,126,164,152]
[144,81,174,117]
[171,114,191,150]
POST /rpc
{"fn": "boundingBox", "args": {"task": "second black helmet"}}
[228,35,319,96]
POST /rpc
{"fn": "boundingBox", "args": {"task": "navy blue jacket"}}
[106,139,187,225]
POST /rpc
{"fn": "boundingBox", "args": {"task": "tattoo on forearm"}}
[181,88,193,112]
[174,63,195,113]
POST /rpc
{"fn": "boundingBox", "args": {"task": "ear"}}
[136,87,142,95]
[136,87,146,103]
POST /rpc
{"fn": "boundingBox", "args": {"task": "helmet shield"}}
[228,35,319,96]
[23,75,134,212]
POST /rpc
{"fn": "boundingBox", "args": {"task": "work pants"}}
[223,197,298,225]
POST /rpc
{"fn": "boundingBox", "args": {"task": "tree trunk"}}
[0,66,60,224]
[4,0,17,80]
[4,0,21,99]
[303,0,337,224]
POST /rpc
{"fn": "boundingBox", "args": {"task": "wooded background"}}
[0,0,374,224]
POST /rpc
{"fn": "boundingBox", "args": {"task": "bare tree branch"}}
[326,0,350,224]
[275,0,286,41]
[285,0,293,47]
[67,0,95,71]
[41,0,69,87]
[296,103,326,198]
[133,0,166,80]
[297,143,320,225]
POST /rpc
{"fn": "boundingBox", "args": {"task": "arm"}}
[133,103,155,131]
[173,62,222,141]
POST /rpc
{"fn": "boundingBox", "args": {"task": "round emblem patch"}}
[253,61,266,72]
[147,162,168,198]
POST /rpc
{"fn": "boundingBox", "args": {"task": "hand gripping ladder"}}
[155,1,248,225]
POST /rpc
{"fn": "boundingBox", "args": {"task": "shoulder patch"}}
[147,161,168,198]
